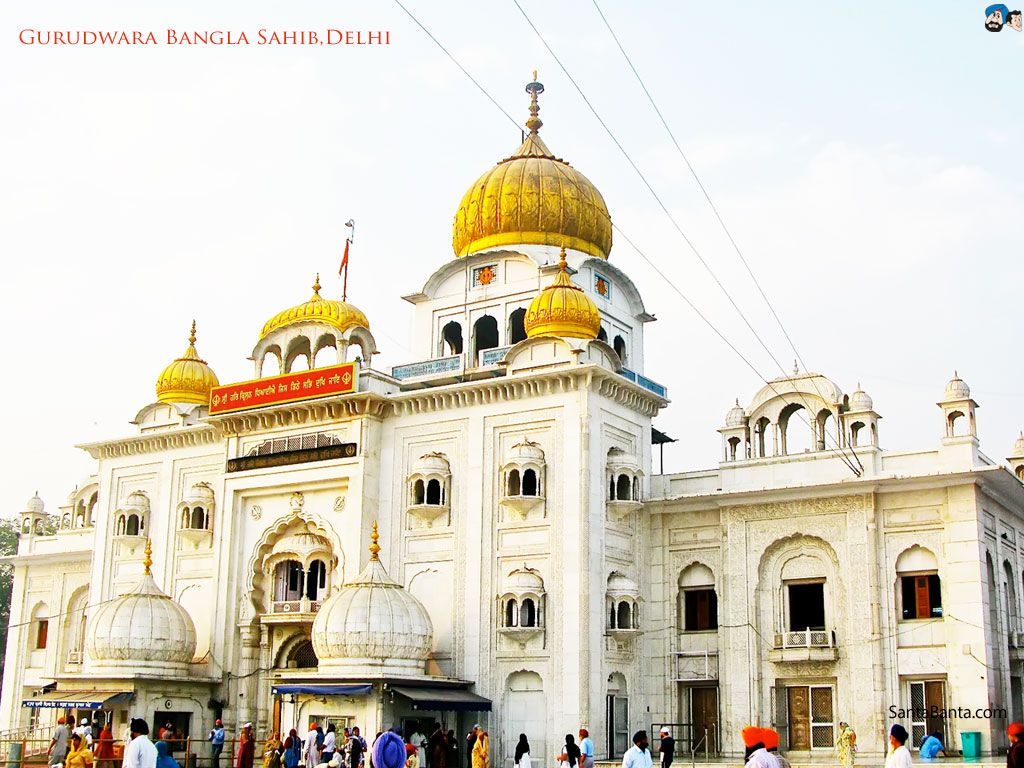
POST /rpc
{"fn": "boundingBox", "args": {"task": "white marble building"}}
[2,79,1023,763]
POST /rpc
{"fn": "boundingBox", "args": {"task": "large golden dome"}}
[452,75,612,260]
[156,321,220,405]
[259,275,370,341]
[524,248,602,340]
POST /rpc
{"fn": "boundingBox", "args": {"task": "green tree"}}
[0,516,21,690]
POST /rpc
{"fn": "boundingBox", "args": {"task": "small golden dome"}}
[452,74,612,260]
[156,321,220,405]
[524,248,602,340]
[259,274,370,341]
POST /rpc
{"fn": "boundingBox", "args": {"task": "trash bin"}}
[6,741,22,768]
[961,731,982,760]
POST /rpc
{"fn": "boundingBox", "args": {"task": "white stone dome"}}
[312,525,433,675]
[412,452,451,476]
[505,567,545,593]
[25,493,44,515]
[606,571,639,597]
[607,447,640,472]
[944,372,970,400]
[124,490,151,513]
[849,386,873,411]
[1013,433,1024,456]
[506,439,545,464]
[725,400,746,427]
[182,482,215,506]
[86,545,196,675]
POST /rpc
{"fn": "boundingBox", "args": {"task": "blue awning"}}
[22,690,132,709]
[272,685,372,696]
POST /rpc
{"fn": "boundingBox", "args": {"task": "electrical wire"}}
[589,0,864,475]
[391,0,862,475]
[509,0,863,476]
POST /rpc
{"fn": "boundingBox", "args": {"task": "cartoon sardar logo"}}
[985,3,1023,31]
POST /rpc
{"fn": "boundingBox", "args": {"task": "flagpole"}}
[343,219,355,302]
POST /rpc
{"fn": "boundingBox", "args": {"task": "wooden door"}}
[787,687,810,750]
[915,577,931,619]
[690,688,719,753]
[925,681,946,741]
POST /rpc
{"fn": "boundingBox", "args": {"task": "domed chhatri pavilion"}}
[4,77,1024,762]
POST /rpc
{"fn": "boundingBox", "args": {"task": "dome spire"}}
[369,520,381,561]
[188,319,197,347]
[312,273,322,297]
[143,538,153,575]
[525,70,544,134]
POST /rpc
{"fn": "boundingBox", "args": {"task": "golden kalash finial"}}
[557,245,568,271]
[312,273,322,297]
[188,319,197,347]
[143,538,153,575]
[525,70,544,134]
[369,521,381,561]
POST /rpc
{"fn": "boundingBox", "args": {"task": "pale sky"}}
[1,1,1022,517]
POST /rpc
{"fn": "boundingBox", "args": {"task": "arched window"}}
[289,640,319,669]
[1005,561,1019,637]
[61,513,71,529]
[522,469,538,497]
[616,601,632,630]
[896,546,942,620]
[598,327,608,343]
[755,417,771,458]
[850,421,866,447]
[116,515,126,535]
[426,478,442,505]
[289,354,310,373]
[505,599,518,628]
[816,409,836,452]
[306,560,327,601]
[21,519,30,534]
[521,598,537,628]
[509,308,527,344]
[779,403,811,455]
[679,564,717,632]
[616,474,632,501]
[632,476,641,501]
[413,479,425,505]
[609,476,616,501]
[508,469,521,496]
[190,506,206,530]
[727,436,741,461]
[262,350,282,377]
[613,335,627,363]
[274,560,305,602]
[86,493,98,525]
[472,315,499,364]
[313,344,335,369]
[442,321,464,355]
[948,411,965,437]
[125,514,141,536]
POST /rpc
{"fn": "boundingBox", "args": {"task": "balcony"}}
[619,368,668,398]
[262,598,323,623]
[769,629,838,662]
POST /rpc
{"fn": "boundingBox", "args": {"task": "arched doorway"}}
[504,672,545,766]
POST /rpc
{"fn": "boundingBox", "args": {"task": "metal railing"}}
[773,628,836,648]
[0,738,282,768]
[271,599,323,615]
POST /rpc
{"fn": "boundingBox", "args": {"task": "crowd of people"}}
[44,712,1024,768]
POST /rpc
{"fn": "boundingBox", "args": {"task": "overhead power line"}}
[509,0,862,475]
[589,0,863,474]
[391,0,861,476]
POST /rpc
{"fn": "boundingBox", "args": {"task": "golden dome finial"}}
[156,319,220,405]
[525,71,544,134]
[558,245,568,271]
[312,273,322,296]
[369,521,381,561]
[143,538,153,575]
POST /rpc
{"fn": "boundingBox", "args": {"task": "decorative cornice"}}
[77,425,221,460]
[206,393,390,436]
[78,365,664,457]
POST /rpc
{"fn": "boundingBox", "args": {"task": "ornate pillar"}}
[257,625,272,734]
[237,624,260,727]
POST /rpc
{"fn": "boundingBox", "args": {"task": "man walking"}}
[123,718,158,768]
[656,729,674,768]
[884,725,912,768]
[48,717,71,767]
[209,719,226,768]
[621,732,652,768]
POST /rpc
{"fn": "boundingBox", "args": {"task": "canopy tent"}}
[390,686,491,712]
[272,684,373,696]
[22,690,133,709]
